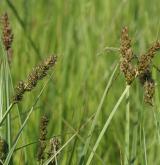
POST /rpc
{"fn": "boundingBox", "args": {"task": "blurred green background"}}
[0,0,160,164]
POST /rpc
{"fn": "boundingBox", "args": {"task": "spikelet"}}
[143,80,155,105]
[37,116,49,162]
[120,27,136,85]
[12,55,57,103]
[120,27,134,61]
[24,56,57,91]
[1,12,14,64]
[138,41,160,75]
[120,59,136,85]
[0,137,8,163]
[12,81,25,103]
[48,137,61,165]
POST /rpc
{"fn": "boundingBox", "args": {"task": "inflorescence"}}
[1,12,14,64]
[13,55,57,104]
[120,27,160,105]
[37,116,49,162]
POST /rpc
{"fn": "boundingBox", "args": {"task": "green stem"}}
[86,85,130,165]
[0,103,14,126]
[124,87,130,165]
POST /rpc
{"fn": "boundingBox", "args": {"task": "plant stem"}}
[86,85,130,165]
[124,86,130,165]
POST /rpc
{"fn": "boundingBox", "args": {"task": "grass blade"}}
[86,85,130,165]
[79,63,119,164]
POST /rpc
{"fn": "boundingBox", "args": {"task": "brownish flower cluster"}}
[37,116,49,162]
[13,55,57,104]
[0,137,8,164]
[120,27,160,105]
[48,137,61,165]
[138,41,160,75]
[120,27,136,85]
[37,116,61,164]
[1,12,14,64]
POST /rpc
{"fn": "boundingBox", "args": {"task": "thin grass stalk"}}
[124,87,130,165]
[0,64,4,137]
[143,127,148,165]
[79,63,118,164]
[130,123,138,165]
[0,103,14,126]
[86,85,130,165]
[152,68,160,144]
[5,64,11,151]
[130,83,139,164]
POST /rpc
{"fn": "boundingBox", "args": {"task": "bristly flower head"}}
[138,41,160,75]
[0,137,8,162]
[37,116,49,162]
[48,137,61,165]
[13,55,57,103]
[143,79,155,106]
[120,26,134,61]
[120,27,136,85]
[1,12,14,63]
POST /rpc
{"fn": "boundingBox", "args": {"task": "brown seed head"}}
[1,12,13,51]
[120,26,133,61]
[0,137,8,162]
[13,55,57,104]
[37,116,49,161]
[143,80,155,106]
[138,41,160,75]
[12,81,25,103]
[48,137,61,165]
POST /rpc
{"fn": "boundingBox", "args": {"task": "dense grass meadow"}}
[0,0,160,164]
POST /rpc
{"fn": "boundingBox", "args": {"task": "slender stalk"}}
[79,63,118,164]
[86,85,130,165]
[143,127,148,165]
[124,87,130,165]
[0,103,14,126]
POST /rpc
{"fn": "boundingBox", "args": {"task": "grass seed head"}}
[120,27,136,84]
[1,12,14,64]
[120,26,133,61]
[13,55,57,104]
[143,80,155,106]
[0,137,8,162]
[12,81,25,103]
[1,12,13,50]
[138,41,160,75]
[120,59,136,85]
[37,116,49,161]
[48,137,61,165]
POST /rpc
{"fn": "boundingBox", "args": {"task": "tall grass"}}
[0,0,160,164]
